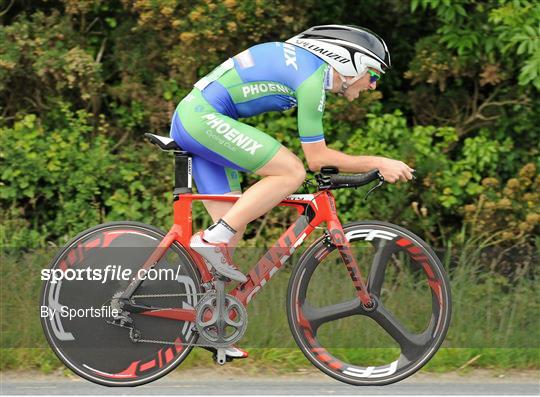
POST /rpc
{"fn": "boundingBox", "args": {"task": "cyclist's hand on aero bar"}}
[375,157,415,183]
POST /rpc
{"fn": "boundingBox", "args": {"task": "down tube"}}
[231,215,315,306]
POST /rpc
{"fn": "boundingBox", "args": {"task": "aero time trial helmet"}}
[286,25,391,77]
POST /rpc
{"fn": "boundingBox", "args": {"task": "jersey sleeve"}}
[295,64,328,143]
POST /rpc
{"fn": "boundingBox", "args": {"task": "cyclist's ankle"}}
[203,218,236,244]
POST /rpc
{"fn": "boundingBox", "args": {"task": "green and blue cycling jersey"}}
[170,42,329,194]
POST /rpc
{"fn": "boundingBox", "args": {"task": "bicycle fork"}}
[326,224,375,309]
[314,190,374,308]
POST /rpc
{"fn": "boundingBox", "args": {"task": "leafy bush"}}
[0,105,176,248]
[0,0,538,258]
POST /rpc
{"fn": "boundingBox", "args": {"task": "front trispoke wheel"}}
[302,299,362,335]
[288,222,451,385]
[370,303,431,361]
[367,240,398,297]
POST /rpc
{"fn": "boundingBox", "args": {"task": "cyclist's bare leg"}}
[190,146,304,283]
[221,146,306,231]
[202,193,245,251]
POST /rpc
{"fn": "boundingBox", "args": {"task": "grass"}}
[1,348,538,374]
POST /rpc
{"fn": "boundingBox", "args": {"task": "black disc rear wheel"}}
[40,222,202,386]
[287,221,451,386]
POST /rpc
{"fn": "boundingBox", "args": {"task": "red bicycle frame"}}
[133,191,373,323]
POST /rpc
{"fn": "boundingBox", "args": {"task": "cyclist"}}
[170,25,414,360]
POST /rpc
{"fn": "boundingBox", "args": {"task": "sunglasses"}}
[367,69,381,84]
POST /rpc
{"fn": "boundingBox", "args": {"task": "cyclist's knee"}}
[270,159,304,196]
[259,147,301,176]
[289,159,306,186]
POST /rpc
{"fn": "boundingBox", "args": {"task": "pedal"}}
[212,270,231,283]
[215,348,227,365]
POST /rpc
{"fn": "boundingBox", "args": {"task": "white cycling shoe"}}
[205,346,249,362]
[223,346,249,359]
[190,231,248,283]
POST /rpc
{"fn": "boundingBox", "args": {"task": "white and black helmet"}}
[286,25,391,76]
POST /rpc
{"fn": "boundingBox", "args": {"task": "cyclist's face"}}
[344,69,378,101]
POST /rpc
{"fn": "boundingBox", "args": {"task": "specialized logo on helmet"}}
[202,114,263,155]
[286,25,390,77]
[295,40,350,64]
[283,43,298,70]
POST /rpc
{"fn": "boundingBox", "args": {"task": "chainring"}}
[195,291,248,348]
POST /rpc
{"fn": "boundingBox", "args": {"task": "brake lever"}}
[302,178,316,191]
[364,172,385,201]
[314,173,331,191]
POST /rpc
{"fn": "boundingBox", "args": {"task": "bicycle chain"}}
[132,282,214,300]
[111,316,219,348]
[125,290,230,348]
[132,293,207,299]
[133,337,216,349]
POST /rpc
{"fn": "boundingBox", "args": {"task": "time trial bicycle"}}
[40,133,451,386]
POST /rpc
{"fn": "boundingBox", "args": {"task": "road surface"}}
[1,368,539,395]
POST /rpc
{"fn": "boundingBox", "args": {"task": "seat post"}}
[173,151,193,198]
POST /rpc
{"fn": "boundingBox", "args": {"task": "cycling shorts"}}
[170,88,282,194]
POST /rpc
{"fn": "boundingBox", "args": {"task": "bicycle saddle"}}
[144,133,185,152]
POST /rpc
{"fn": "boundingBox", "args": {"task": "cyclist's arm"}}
[302,141,380,172]
[295,64,327,145]
[302,141,414,183]
[295,64,413,182]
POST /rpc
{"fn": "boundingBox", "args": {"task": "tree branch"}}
[0,0,14,17]
[456,86,528,138]
[95,37,107,64]
[85,17,99,34]
[111,130,131,152]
